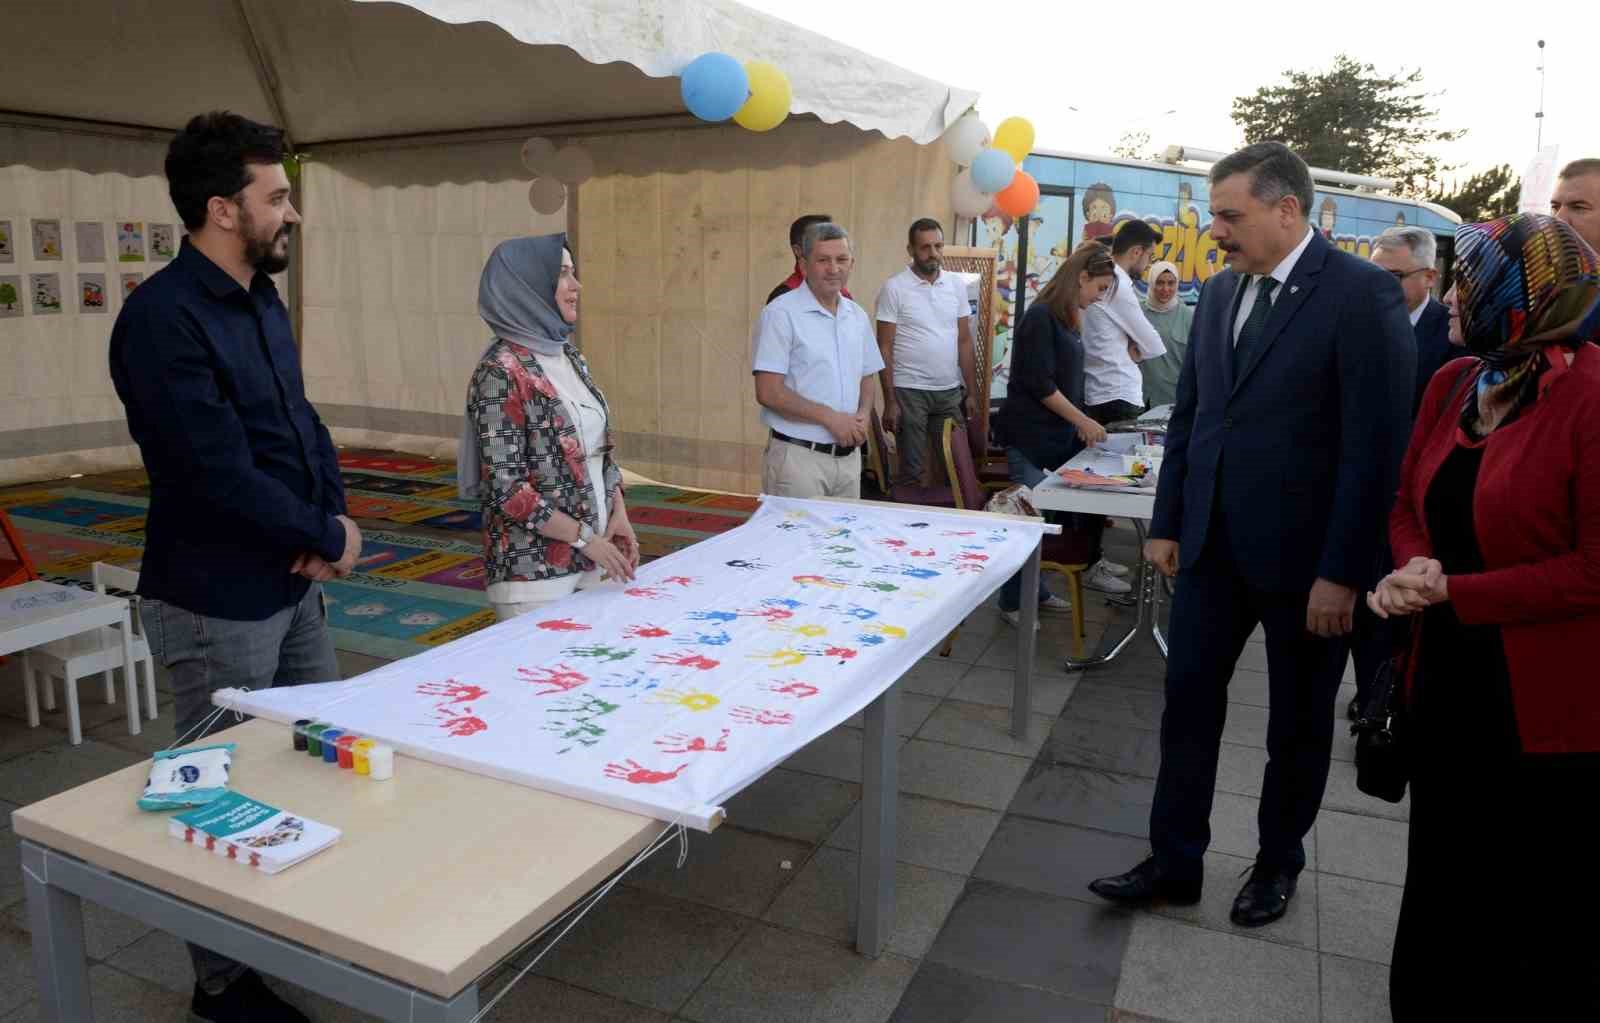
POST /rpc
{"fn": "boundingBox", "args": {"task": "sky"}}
[734,0,1599,189]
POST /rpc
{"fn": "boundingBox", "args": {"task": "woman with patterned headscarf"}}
[1367,214,1600,1016]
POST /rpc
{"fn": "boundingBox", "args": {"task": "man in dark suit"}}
[1344,226,1457,718]
[1089,143,1415,927]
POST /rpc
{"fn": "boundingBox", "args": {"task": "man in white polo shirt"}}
[875,217,977,486]
[752,222,883,499]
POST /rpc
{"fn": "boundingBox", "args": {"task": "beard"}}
[913,257,940,276]
[240,206,292,275]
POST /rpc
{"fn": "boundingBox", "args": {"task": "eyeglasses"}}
[1387,268,1429,281]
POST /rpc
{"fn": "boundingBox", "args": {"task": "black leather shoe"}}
[1088,856,1202,905]
[191,969,310,1022]
[1230,865,1297,927]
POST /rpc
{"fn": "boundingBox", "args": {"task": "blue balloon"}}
[681,52,750,123]
[971,147,1016,193]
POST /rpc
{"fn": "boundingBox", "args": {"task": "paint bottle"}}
[352,739,376,776]
[335,734,359,769]
[367,745,394,781]
[292,719,312,752]
[305,723,330,757]
[320,729,344,764]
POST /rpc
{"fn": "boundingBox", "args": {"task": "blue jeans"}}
[998,448,1059,613]
[143,583,340,993]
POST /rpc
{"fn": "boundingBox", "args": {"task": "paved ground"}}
[0,526,1402,1021]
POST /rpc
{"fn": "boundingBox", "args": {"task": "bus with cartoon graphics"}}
[961,148,1463,401]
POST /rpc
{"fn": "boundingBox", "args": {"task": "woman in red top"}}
[1368,214,1600,1017]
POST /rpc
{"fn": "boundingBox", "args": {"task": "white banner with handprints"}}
[1520,146,1562,216]
[216,497,1044,830]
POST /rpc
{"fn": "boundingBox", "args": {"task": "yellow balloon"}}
[993,116,1036,162]
[734,61,792,132]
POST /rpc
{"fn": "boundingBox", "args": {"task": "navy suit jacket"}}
[1411,298,1453,418]
[1150,230,1415,593]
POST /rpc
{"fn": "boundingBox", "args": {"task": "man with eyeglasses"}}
[1371,226,1452,417]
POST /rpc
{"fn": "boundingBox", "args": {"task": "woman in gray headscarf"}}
[461,234,637,622]
[1138,260,1191,409]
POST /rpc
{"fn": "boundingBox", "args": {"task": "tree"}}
[1111,130,1155,162]
[0,281,16,312]
[1429,164,1521,223]
[1232,54,1464,195]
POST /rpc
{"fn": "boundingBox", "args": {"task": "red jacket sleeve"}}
[1390,357,1476,567]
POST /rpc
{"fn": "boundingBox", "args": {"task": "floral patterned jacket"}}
[467,339,623,584]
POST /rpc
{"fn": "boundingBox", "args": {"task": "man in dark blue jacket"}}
[109,111,358,1023]
[1089,143,1415,928]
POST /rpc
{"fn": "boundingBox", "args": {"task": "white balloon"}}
[520,137,557,174]
[549,145,596,186]
[951,169,992,218]
[944,113,991,167]
[528,178,567,215]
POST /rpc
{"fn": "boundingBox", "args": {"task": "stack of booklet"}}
[169,791,340,875]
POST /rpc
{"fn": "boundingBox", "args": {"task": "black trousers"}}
[1349,545,1394,707]
[1150,536,1349,874]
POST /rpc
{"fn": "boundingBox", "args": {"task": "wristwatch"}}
[573,521,595,549]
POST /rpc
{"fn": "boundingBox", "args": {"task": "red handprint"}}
[909,548,936,557]
[604,759,689,784]
[650,652,720,671]
[662,576,697,587]
[956,552,990,563]
[625,586,667,600]
[731,706,794,726]
[741,606,794,622]
[415,680,487,706]
[655,728,731,753]
[518,663,590,695]
[941,530,976,537]
[625,624,672,639]
[429,707,488,737]
[821,646,857,661]
[878,538,907,549]
[536,617,591,632]
[761,680,820,699]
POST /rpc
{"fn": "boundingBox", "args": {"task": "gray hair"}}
[802,222,850,259]
[1373,225,1437,269]
[1210,142,1314,221]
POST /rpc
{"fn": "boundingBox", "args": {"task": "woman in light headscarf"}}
[1137,260,1190,409]
[461,234,637,622]
[1368,214,1600,1017]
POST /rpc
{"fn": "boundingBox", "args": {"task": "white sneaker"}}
[1039,593,1073,614]
[1094,558,1130,578]
[1084,562,1133,595]
[1000,609,1041,630]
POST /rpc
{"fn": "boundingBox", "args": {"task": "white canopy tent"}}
[1,0,976,489]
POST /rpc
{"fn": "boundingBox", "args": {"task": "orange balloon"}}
[995,170,1039,217]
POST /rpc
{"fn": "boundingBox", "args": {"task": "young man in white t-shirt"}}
[874,218,977,486]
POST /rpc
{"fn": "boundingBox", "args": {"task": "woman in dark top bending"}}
[1368,214,1600,1017]
[992,241,1118,626]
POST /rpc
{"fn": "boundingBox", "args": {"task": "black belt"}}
[771,429,857,458]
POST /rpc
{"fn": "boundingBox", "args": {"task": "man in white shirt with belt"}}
[753,223,883,499]
[876,217,977,486]
[1081,217,1166,425]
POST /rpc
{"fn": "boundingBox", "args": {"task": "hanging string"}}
[463,813,692,1023]
[161,689,250,753]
